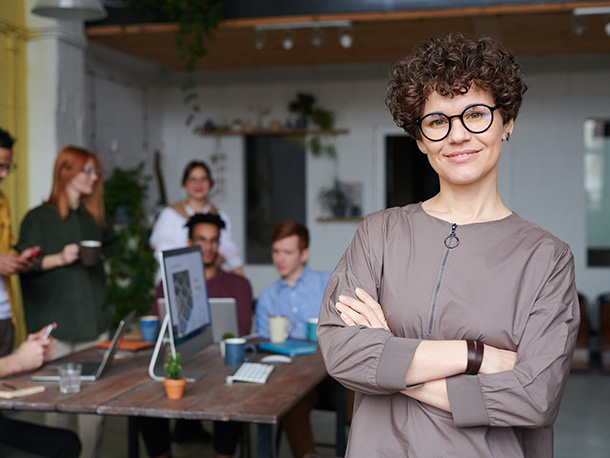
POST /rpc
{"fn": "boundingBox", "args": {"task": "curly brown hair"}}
[386,33,527,140]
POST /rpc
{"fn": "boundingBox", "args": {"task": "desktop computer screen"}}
[160,245,211,346]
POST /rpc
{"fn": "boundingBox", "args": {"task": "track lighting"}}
[572,6,610,36]
[254,20,353,51]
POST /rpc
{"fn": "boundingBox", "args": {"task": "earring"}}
[504,132,511,143]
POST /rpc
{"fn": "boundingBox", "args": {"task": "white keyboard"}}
[227,362,274,384]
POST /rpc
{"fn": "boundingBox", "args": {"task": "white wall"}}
[87,50,610,302]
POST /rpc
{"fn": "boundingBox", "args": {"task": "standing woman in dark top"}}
[16,145,112,458]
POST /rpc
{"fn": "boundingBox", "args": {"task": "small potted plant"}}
[163,353,186,399]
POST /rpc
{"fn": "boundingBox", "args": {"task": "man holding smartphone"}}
[0,128,39,355]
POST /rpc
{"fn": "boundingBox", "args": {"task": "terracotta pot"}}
[163,377,187,399]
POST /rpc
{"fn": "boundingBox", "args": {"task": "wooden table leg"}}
[258,423,273,458]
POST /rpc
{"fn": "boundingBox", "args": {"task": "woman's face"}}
[184,166,212,201]
[416,85,513,189]
[67,158,99,198]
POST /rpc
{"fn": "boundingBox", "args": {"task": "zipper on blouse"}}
[427,223,459,334]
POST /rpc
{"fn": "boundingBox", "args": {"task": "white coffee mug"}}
[269,315,293,343]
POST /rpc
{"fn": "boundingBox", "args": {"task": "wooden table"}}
[0,342,345,458]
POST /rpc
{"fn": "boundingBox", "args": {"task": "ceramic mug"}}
[306,318,318,342]
[140,315,159,342]
[224,338,256,366]
[269,315,294,343]
[80,240,101,267]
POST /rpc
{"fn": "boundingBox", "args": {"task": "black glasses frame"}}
[416,104,502,142]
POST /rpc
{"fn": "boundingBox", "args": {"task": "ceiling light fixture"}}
[254,30,266,50]
[339,26,354,49]
[282,29,295,51]
[32,0,108,21]
[311,26,324,48]
[572,15,587,37]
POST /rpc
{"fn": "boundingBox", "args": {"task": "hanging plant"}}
[126,0,224,126]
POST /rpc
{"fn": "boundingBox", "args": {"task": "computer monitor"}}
[148,246,213,381]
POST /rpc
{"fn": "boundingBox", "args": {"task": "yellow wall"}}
[0,0,31,345]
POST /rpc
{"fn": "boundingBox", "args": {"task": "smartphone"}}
[43,324,53,339]
[31,248,45,259]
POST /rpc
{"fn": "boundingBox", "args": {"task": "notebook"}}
[209,297,239,343]
[259,339,317,357]
[32,311,135,382]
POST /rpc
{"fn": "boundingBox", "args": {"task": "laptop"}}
[209,297,239,342]
[32,311,135,382]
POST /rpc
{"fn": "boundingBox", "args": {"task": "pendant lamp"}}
[32,0,108,21]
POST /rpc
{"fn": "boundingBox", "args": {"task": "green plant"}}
[126,0,223,126]
[104,163,156,328]
[222,332,235,340]
[288,93,316,119]
[318,179,350,216]
[164,353,183,380]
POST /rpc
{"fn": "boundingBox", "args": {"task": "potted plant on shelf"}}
[163,353,186,399]
[318,179,350,217]
[288,92,316,128]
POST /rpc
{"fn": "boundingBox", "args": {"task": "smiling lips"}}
[445,150,478,162]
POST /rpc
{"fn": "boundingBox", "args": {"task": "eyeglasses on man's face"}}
[416,104,501,142]
[0,162,17,174]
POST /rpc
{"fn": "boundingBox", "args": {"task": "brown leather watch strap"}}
[465,340,484,375]
[465,340,476,374]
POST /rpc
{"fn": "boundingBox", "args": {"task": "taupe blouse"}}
[318,203,579,457]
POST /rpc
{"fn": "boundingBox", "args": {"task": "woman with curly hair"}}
[318,34,579,457]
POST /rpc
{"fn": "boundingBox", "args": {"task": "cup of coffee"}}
[269,315,293,343]
[306,318,318,342]
[58,363,82,394]
[224,337,256,366]
[140,315,159,342]
[80,240,102,267]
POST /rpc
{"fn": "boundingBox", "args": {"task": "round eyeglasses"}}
[416,104,501,142]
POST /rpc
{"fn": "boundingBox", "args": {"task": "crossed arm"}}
[336,288,516,412]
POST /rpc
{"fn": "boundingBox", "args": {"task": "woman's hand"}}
[41,243,80,270]
[335,287,390,332]
[60,243,79,265]
[480,345,517,374]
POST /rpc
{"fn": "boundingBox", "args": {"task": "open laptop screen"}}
[160,246,211,347]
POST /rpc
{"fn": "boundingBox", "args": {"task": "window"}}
[585,119,610,266]
[245,136,306,264]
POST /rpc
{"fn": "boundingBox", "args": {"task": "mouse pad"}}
[259,340,317,356]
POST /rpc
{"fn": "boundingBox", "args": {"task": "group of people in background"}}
[0,32,580,458]
[0,125,328,458]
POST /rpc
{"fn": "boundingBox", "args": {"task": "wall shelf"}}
[197,128,349,137]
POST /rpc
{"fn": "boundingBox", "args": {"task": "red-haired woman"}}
[16,146,112,458]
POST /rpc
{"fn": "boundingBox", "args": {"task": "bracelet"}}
[465,340,484,375]
[465,340,476,374]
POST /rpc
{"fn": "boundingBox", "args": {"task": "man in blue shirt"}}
[255,221,330,341]
[255,221,334,458]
